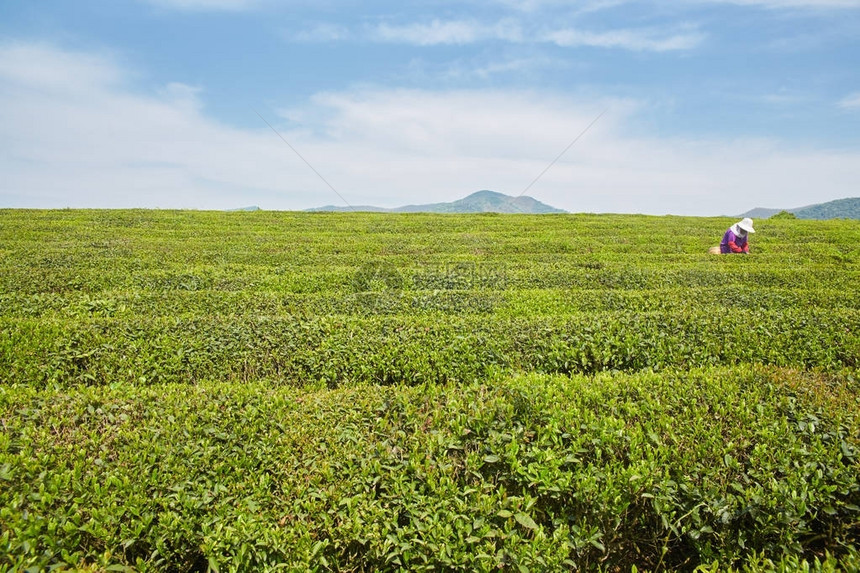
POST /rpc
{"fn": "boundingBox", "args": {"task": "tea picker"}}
[709,218,755,255]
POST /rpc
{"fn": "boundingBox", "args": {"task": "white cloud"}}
[838,93,860,109]
[2,42,859,214]
[399,50,571,82]
[374,20,481,45]
[142,0,259,10]
[493,0,860,9]
[543,26,705,51]
[468,56,562,79]
[0,43,325,209]
[373,20,522,46]
[707,0,860,7]
[291,23,351,43]
[368,19,703,52]
[490,0,628,12]
[0,43,124,94]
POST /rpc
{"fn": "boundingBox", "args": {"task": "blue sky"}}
[2,0,859,215]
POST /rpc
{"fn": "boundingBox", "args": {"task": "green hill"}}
[793,197,860,219]
[309,190,566,214]
[741,197,860,220]
[737,207,782,219]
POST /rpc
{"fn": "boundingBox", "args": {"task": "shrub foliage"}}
[0,209,858,571]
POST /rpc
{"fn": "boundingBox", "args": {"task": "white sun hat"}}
[737,218,755,233]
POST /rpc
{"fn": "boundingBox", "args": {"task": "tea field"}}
[0,209,858,571]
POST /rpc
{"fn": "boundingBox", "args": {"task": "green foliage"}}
[1,310,857,387]
[0,209,858,570]
[793,197,860,220]
[771,210,798,220]
[1,369,858,571]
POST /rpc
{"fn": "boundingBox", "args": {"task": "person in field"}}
[719,217,755,254]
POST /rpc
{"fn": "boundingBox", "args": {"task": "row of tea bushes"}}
[1,366,857,571]
[2,286,859,320]
[3,257,858,295]
[2,310,857,387]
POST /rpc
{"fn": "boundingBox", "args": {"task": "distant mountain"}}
[308,190,566,214]
[793,198,860,219]
[738,207,783,219]
[740,197,860,220]
[226,205,261,212]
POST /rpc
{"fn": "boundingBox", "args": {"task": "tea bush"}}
[1,368,857,571]
[0,209,858,570]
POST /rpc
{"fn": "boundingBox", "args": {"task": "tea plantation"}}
[1,209,858,571]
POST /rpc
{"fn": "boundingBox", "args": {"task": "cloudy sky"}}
[2,0,859,215]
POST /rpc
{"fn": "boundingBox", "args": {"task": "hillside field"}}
[1,209,858,571]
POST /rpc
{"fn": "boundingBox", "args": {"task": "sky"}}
[1,0,860,215]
